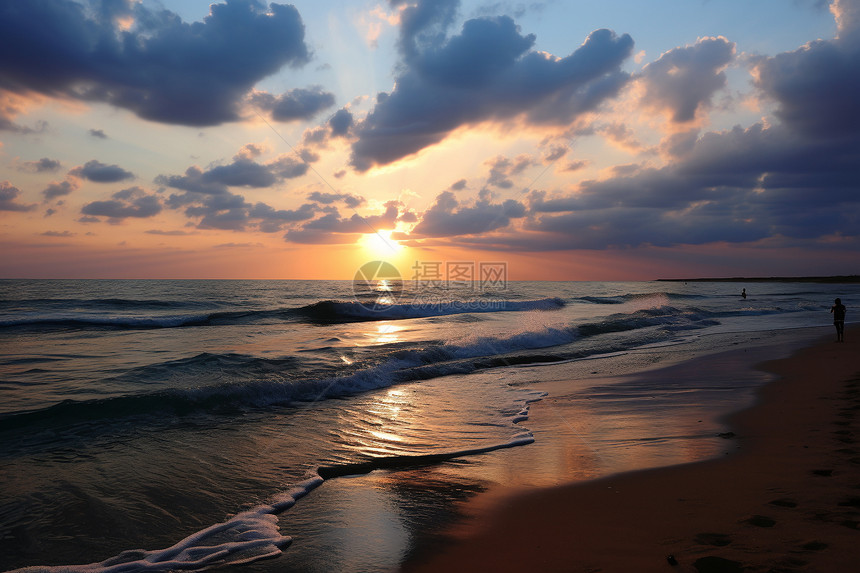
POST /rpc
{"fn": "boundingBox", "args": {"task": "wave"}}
[0,313,215,329]
[576,306,720,336]
[0,305,729,438]
[295,297,566,322]
[0,298,565,331]
[0,297,214,310]
[3,403,543,573]
[2,302,800,438]
[0,323,573,440]
[577,292,706,305]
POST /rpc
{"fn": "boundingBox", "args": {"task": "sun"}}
[358,229,402,259]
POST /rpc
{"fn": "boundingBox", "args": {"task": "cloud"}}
[42,178,80,200]
[401,190,527,238]
[167,187,317,232]
[201,160,278,188]
[307,191,366,208]
[156,146,314,196]
[145,229,195,236]
[350,1,634,171]
[70,160,135,183]
[638,36,736,123]
[329,108,354,136]
[41,230,76,237]
[753,0,860,138]
[0,0,311,126]
[181,192,251,230]
[283,201,401,243]
[0,180,36,211]
[267,155,311,179]
[89,128,107,139]
[81,186,163,221]
[0,91,48,133]
[250,86,336,122]
[214,242,264,248]
[485,154,535,188]
[248,202,317,232]
[17,157,63,173]
[497,117,859,251]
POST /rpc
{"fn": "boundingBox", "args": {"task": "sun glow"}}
[359,230,402,259]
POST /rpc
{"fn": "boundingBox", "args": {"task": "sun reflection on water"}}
[366,322,403,345]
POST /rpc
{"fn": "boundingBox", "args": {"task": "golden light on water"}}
[368,322,403,345]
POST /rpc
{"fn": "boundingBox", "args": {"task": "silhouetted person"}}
[741,288,746,299]
[831,298,846,342]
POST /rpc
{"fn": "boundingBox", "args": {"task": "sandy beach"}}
[402,325,859,573]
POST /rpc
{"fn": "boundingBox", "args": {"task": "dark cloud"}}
[202,160,278,188]
[401,190,526,238]
[0,181,36,211]
[639,36,735,122]
[182,192,251,230]
[156,166,228,195]
[42,179,80,200]
[753,1,860,138]
[329,108,354,136]
[395,0,460,60]
[307,191,366,208]
[89,128,107,139]
[70,160,135,183]
[156,148,313,196]
[301,202,399,233]
[168,187,317,232]
[283,201,401,244]
[0,0,311,126]
[350,1,634,171]
[475,117,860,251]
[250,86,336,122]
[18,157,63,173]
[267,155,310,179]
[248,202,317,232]
[543,145,568,162]
[81,186,163,221]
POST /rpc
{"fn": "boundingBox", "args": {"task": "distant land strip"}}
[657,275,860,283]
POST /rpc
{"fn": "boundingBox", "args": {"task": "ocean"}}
[1,278,856,572]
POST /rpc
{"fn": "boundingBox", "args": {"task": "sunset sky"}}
[1,0,858,280]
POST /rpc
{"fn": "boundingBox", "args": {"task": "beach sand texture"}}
[403,326,859,573]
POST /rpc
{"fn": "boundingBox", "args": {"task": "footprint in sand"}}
[769,498,798,508]
[693,556,744,573]
[837,496,860,508]
[694,532,732,546]
[743,515,776,527]
[811,469,834,476]
[802,541,828,551]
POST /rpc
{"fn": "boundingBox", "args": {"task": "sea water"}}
[0,279,855,571]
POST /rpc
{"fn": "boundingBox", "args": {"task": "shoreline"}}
[656,275,860,283]
[401,325,859,572]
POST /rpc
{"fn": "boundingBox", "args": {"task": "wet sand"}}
[402,325,859,572]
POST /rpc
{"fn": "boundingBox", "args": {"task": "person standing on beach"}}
[831,298,846,342]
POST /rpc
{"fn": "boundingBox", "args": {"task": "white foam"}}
[4,389,545,573]
[5,477,325,573]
